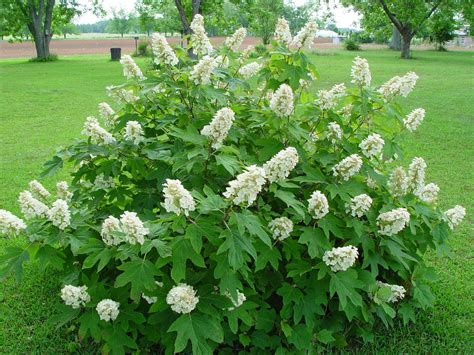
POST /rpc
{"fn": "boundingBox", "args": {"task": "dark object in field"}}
[110,48,122,61]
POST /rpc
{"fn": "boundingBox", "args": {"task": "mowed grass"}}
[0,50,473,352]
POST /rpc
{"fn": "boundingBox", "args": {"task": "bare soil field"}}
[0,37,336,58]
[1,37,470,59]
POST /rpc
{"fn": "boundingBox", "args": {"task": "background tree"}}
[248,0,284,44]
[55,22,78,38]
[136,0,158,36]
[428,11,457,50]
[108,8,131,38]
[75,20,108,33]
[283,0,319,34]
[1,0,101,60]
[342,0,472,59]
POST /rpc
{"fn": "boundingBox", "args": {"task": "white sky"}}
[75,0,360,29]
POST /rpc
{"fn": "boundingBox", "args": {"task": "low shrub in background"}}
[0,16,466,354]
[28,53,59,62]
[345,37,361,51]
[133,40,151,57]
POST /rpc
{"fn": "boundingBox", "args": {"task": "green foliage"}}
[344,37,361,51]
[0,26,466,354]
[428,12,457,50]
[28,54,59,62]
[107,8,131,37]
[248,0,284,44]
[133,41,151,57]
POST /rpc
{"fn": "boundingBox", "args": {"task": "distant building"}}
[449,29,473,47]
[316,30,345,44]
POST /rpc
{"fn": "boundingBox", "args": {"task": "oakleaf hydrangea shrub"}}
[0,15,467,354]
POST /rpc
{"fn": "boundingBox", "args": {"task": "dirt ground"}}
[1,37,470,59]
[0,37,338,58]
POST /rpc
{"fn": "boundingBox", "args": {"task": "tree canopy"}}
[342,0,472,58]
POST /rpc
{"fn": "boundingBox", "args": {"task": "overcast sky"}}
[75,0,360,29]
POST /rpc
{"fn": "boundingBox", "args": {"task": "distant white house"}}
[450,29,473,47]
[316,30,345,44]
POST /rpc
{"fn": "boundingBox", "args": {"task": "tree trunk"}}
[400,33,412,59]
[390,26,401,50]
[174,0,202,57]
[22,0,55,59]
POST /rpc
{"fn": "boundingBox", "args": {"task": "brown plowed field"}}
[0,37,337,58]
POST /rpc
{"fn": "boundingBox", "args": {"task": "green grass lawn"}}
[0,50,472,352]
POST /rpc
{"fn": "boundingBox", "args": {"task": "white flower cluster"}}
[96,299,120,322]
[223,165,266,206]
[29,180,50,198]
[416,183,439,205]
[166,283,199,314]
[316,83,346,110]
[407,157,426,193]
[239,45,254,64]
[142,281,164,304]
[225,27,247,51]
[307,190,329,219]
[101,211,148,245]
[94,174,115,190]
[340,104,353,118]
[377,281,406,303]
[388,167,408,197]
[291,21,317,49]
[403,108,425,132]
[190,55,218,85]
[268,217,293,241]
[56,181,72,201]
[151,33,179,66]
[238,62,262,79]
[201,107,235,149]
[377,208,410,236]
[215,55,229,68]
[225,290,246,311]
[162,179,196,216]
[47,199,71,230]
[101,216,122,246]
[0,209,26,236]
[18,191,49,218]
[366,176,377,189]
[190,14,213,56]
[124,120,145,145]
[323,245,359,272]
[274,17,292,45]
[98,102,116,127]
[351,56,371,87]
[332,154,363,181]
[120,211,149,245]
[82,117,115,145]
[378,71,418,100]
[107,86,138,104]
[444,205,466,230]
[263,147,299,183]
[120,55,145,80]
[270,84,294,117]
[61,285,90,309]
[326,121,343,144]
[304,132,319,154]
[359,133,384,159]
[346,194,372,217]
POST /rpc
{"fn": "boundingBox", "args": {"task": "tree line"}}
[1,0,472,60]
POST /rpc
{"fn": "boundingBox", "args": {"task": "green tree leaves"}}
[115,259,159,300]
[329,269,364,309]
[168,313,223,354]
